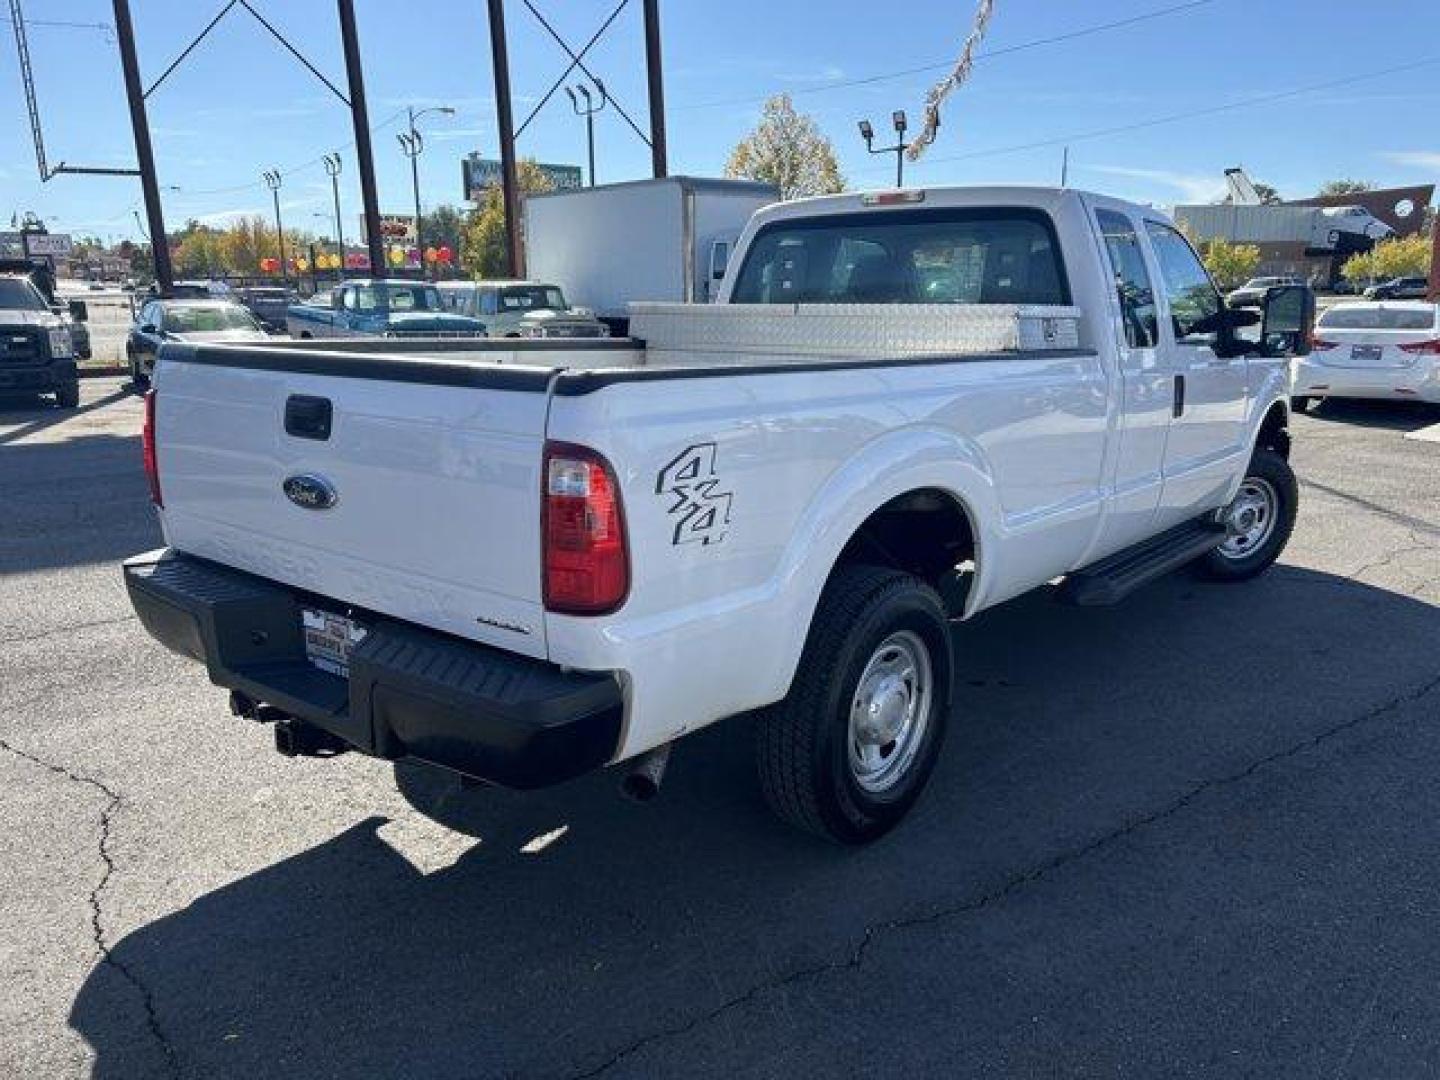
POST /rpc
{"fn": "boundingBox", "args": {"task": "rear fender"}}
[762,425,1001,700]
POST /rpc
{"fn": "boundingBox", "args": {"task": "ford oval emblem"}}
[282,473,339,511]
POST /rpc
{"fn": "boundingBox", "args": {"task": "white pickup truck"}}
[124,186,1314,843]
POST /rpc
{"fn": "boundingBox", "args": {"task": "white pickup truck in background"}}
[124,186,1314,843]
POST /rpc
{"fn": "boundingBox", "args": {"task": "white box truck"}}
[523,176,778,332]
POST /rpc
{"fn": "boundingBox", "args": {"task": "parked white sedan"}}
[1293,302,1440,409]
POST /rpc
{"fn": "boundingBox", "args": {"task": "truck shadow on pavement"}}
[68,567,1440,1079]
[0,432,158,574]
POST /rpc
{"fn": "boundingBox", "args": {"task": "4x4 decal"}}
[656,443,733,546]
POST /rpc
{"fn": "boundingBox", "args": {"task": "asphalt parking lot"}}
[3,377,1439,1079]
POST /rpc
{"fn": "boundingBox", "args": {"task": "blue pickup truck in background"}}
[286,279,487,338]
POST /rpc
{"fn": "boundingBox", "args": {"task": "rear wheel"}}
[755,565,951,844]
[54,380,80,409]
[1197,447,1297,581]
[129,352,149,390]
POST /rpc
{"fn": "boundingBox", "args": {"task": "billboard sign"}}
[24,232,74,257]
[462,154,582,202]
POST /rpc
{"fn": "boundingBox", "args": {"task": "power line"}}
[179,106,409,197]
[674,0,1216,111]
[850,54,1440,177]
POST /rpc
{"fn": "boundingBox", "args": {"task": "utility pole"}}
[486,0,523,277]
[112,0,173,292]
[565,80,607,187]
[337,0,384,277]
[642,0,666,177]
[323,152,344,265]
[263,170,287,287]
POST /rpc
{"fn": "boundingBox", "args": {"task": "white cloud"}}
[1081,165,1228,203]
[775,64,846,84]
[1381,150,1440,172]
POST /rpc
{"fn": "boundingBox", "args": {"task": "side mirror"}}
[68,299,89,322]
[1260,284,1315,357]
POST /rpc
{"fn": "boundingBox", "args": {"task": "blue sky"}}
[3,0,1439,243]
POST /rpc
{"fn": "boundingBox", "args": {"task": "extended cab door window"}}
[1096,210,1158,348]
[1143,222,1221,346]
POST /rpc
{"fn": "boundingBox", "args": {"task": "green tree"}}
[724,93,844,201]
[1371,234,1432,279]
[1201,238,1261,288]
[460,160,554,279]
[1318,179,1374,197]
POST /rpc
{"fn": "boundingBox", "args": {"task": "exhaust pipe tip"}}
[620,743,672,803]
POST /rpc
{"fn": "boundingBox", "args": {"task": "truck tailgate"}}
[153,348,554,659]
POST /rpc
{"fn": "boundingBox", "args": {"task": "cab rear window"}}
[730,207,1070,306]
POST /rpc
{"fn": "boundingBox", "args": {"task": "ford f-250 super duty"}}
[124,187,1314,843]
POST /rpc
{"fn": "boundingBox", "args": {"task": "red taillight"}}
[1310,336,1339,351]
[542,441,628,614]
[1398,339,1440,355]
[142,389,162,507]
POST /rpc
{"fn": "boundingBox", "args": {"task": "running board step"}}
[1060,518,1227,606]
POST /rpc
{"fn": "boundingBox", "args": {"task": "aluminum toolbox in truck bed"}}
[629,301,1083,361]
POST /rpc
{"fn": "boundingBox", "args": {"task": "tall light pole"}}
[398,104,454,278]
[262,169,286,286]
[322,152,344,266]
[565,80,608,187]
[858,110,937,188]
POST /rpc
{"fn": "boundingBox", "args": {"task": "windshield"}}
[499,285,567,312]
[1319,306,1436,331]
[354,284,445,312]
[0,277,47,312]
[731,208,1069,305]
[162,304,260,333]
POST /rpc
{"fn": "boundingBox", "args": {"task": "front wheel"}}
[54,380,80,409]
[754,565,951,844]
[1196,447,1298,581]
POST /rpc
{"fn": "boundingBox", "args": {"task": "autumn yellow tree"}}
[725,94,844,201]
[460,160,555,279]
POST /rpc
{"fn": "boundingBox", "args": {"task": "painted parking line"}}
[1405,422,1440,444]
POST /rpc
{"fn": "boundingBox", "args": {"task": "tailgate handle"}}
[285,395,332,441]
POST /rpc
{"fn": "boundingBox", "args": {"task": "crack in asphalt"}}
[0,738,181,1079]
[565,669,1440,1080]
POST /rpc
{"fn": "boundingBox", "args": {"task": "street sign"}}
[462,154,582,202]
[24,233,74,257]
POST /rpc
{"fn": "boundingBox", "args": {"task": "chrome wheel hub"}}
[848,631,933,794]
[1218,477,1278,560]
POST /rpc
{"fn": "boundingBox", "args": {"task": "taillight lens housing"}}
[1398,339,1440,356]
[142,389,162,507]
[542,442,628,614]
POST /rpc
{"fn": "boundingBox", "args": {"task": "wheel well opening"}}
[1258,400,1291,459]
[836,489,976,614]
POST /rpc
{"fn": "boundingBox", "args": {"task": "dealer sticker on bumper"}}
[301,609,367,678]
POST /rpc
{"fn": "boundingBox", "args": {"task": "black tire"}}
[54,380,80,409]
[129,353,149,390]
[1196,447,1297,581]
[755,565,951,844]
